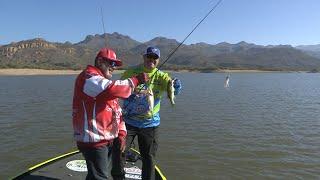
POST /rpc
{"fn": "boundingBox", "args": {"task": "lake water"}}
[0,72,319,179]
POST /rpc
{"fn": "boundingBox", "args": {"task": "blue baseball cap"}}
[144,46,160,59]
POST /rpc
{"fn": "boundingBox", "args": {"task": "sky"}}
[1,0,320,46]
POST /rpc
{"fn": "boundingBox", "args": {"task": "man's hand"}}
[173,78,182,95]
[135,73,149,84]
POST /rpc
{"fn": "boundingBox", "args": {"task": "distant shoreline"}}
[0,68,307,76]
[169,69,306,73]
[0,69,82,76]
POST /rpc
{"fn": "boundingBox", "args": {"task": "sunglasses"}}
[145,54,159,60]
[109,61,116,68]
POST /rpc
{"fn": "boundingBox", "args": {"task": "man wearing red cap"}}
[72,48,148,180]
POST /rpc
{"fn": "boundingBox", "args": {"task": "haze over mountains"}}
[1,32,320,71]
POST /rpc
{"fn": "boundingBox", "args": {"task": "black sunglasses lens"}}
[146,54,158,59]
[107,61,116,67]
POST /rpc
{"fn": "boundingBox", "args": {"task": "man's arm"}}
[83,73,139,99]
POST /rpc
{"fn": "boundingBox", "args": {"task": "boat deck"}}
[14,149,165,180]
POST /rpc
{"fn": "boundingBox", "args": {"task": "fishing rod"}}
[138,0,223,93]
[123,0,224,112]
[98,0,223,114]
[157,0,223,71]
[100,6,108,47]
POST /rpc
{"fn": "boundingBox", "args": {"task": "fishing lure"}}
[224,74,230,88]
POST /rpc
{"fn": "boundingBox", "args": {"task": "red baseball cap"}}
[95,48,122,66]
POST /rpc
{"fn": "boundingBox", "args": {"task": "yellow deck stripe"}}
[22,148,166,180]
[155,166,167,180]
[130,148,167,180]
[28,150,79,171]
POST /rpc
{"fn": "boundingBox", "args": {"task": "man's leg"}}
[138,126,159,180]
[111,124,138,180]
[111,137,125,180]
[125,124,139,150]
[80,145,109,180]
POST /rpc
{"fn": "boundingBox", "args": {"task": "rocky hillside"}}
[1,33,320,71]
[295,44,320,59]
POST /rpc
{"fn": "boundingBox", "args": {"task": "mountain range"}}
[1,32,320,71]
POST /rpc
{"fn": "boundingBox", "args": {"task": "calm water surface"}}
[0,72,319,179]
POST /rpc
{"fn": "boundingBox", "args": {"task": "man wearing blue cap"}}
[115,46,182,180]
